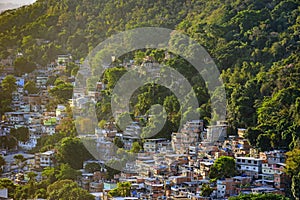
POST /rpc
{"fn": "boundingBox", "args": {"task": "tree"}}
[55,117,77,137]
[14,57,35,74]
[27,172,37,183]
[56,164,81,181]
[103,67,127,90]
[209,156,237,180]
[98,119,107,129]
[292,172,300,200]
[113,137,124,148]
[10,127,30,143]
[105,159,121,180]
[13,154,26,172]
[0,155,6,173]
[84,162,102,173]
[0,135,17,150]
[256,134,272,152]
[108,182,131,197]
[57,137,93,169]
[49,82,73,102]
[245,127,261,146]
[24,80,38,94]
[285,148,300,200]
[130,141,142,153]
[201,184,213,197]
[0,178,16,198]
[0,75,17,115]
[34,188,47,199]
[1,75,17,95]
[47,179,94,200]
[41,167,57,184]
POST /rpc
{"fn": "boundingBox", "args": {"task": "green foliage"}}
[103,67,127,91]
[130,141,142,153]
[84,162,102,173]
[13,154,25,161]
[200,183,213,197]
[0,75,16,115]
[56,164,81,181]
[0,155,5,173]
[256,134,272,152]
[14,57,35,75]
[113,137,124,148]
[10,127,30,143]
[108,182,131,197]
[0,0,299,157]
[291,172,300,200]
[47,179,94,200]
[55,117,77,137]
[0,178,16,198]
[105,159,121,180]
[285,147,300,200]
[98,119,107,129]
[209,156,237,180]
[57,137,93,169]
[41,167,57,184]
[49,82,73,102]
[0,135,17,150]
[24,80,38,94]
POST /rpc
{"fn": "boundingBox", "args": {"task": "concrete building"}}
[35,150,55,168]
[206,121,228,143]
[236,157,263,177]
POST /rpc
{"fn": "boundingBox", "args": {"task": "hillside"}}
[0,0,299,150]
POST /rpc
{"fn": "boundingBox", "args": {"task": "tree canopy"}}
[209,156,237,180]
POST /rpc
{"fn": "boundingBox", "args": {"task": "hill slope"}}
[0,0,299,149]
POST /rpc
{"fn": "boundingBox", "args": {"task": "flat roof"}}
[236,157,263,161]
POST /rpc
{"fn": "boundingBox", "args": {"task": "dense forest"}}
[0,0,299,159]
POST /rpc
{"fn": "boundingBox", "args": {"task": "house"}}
[171,132,199,154]
[35,150,55,168]
[274,172,290,190]
[217,178,236,198]
[143,138,167,153]
[43,117,56,135]
[56,104,67,120]
[198,161,213,179]
[36,76,48,87]
[0,57,13,66]
[260,150,286,165]
[57,54,72,65]
[18,135,38,150]
[237,128,246,138]
[144,178,164,198]
[236,157,263,177]
[122,123,141,150]
[96,131,115,160]
[232,139,251,157]
[262,163,284,176]
[136,155,155,177]
[4,112,29,125]
[182,120,204,133]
